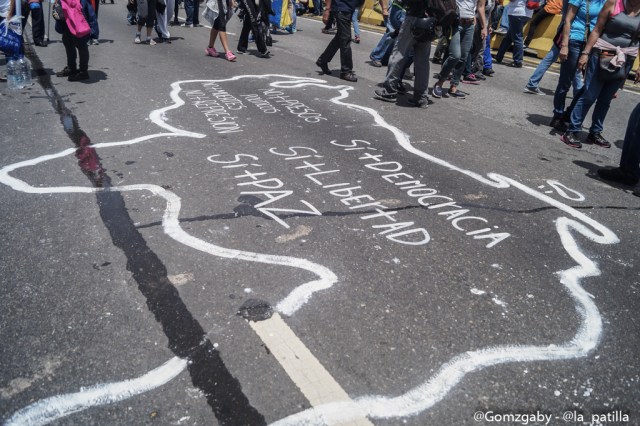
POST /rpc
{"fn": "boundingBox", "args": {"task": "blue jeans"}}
[438,22,475,87]
[352,8,360,37]
[370,5,406,62]
[552,39,582,116]
[496,15,529,65]
[527,43,584,95]
[567,52,632,134]
[620,103,640,180]
[184,0,199,25]
[483,35,493,69]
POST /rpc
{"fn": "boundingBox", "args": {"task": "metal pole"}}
[47,0,51,41]
[15,0,22,36]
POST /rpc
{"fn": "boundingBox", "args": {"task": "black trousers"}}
[22,5,45,43]
[62,29,89,72]
[318,11,352,73]
[237,0,268,54]
[524,8,551,46]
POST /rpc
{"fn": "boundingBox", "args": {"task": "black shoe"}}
[587,132,611,148]
[407,98,428,108]
[483,68,495,76]
[431,57,442,64]
[396,82,407,94]
[373,89,397,102]
[550,115,567,132]
[597,167,639,186]
[561,132,582,149]
[236,49,247,54]
[68,71,90,81]
[34,40,48,47]
[474,72,486,80]
[56,66,76,77]
[316,59,331,74]
[340,72,357,82]
[508,62,523,68]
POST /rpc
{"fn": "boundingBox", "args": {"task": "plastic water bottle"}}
[6,57,22,90]
[6,55,31,90]
[18,56,32,87]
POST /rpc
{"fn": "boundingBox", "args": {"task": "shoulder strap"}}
[584,0,591,42]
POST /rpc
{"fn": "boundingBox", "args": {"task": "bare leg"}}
[219,31,231,53]
[209,28,219,48]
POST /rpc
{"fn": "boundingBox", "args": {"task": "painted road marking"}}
[249,313,373,426]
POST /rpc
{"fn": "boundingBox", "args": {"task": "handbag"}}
[411,16,437,42]
[597,19,640,81]
[597,51,627,81]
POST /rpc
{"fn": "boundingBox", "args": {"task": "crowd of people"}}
[1,0,639,191]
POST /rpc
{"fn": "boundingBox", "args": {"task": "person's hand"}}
[577,53,588,71]
[382,8,388,17]
[559,46,568,62]
[481,27,488,40]
[635,66,640,83]
[322,9,330,25]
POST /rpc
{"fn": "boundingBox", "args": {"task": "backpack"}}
[61,0,91,38]
[426,0,459,30]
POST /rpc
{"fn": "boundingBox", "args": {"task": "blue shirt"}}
[568,0,606,42]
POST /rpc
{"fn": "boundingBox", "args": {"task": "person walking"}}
[561,0,640,149]
[204,0,236,60]
[369,0,403,67]
[372,0,435,107]
[494,0,533,67]
[315,0,362,81]
[237,0,272,56]
[524,0,562,47]
[549,0,605,131]
[432,0,487,98]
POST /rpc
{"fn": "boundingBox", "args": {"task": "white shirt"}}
[458,0,479,18]
[507,0,534,17]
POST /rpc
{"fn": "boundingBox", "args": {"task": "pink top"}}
[612,0,624,17]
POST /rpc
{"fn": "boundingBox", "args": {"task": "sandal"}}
[448,89,466,98]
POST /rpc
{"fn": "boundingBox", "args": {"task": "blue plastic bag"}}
[0,20,24,57]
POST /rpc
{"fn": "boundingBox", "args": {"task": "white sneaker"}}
[134,34,141,44]
[523,86,545,95]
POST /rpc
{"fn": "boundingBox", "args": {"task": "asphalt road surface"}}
[1,6,639,426]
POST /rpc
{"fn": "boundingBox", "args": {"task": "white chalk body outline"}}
[1,75,618,426]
